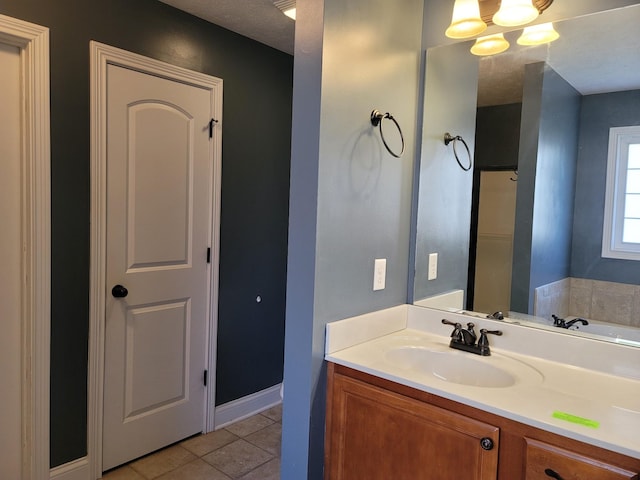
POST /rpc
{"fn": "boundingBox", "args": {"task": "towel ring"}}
[371,110,405,158]
[444,133,472,171]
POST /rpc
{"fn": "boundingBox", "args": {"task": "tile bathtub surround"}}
[102,405,282,480]
[534,278,571,320]
[535,277,640,327]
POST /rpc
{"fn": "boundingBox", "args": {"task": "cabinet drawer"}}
[524,438,638,480]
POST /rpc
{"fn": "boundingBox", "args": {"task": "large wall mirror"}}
[413,4,640,347]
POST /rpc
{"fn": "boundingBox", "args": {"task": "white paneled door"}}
[102,64,216,470]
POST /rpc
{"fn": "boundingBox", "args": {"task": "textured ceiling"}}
[477,5,640,106]
[159,0,295,54]
[158,1,639,105]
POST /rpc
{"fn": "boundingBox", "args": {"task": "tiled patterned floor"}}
[103,405,282,480]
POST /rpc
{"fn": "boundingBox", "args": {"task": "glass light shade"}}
[517,22,559,45]
[445,0,487,39]
[492,0,539,27]
[470,33,510,56]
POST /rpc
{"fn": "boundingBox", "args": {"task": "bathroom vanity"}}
[324,305,640,479]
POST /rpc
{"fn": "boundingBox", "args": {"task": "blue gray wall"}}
[281,0,424,477]
[282,2,640,478]
[0,0,292,467]
[413,42,479,303]
[511,63,581,312]
[571,89,640,283]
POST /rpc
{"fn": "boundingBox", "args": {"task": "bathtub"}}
[564,317,640,347]
[459,310,640,347]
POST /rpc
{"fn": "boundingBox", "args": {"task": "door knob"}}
[111,284,128,298]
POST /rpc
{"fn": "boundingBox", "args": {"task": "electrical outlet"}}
[373,258,386,291]
[428,253,438,280]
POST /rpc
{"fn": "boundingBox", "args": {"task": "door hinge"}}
[208,118,218,139]
[204,369,208,387]
[206,247,211,263]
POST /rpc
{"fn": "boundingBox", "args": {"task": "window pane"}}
[628,170,640,194]
[623,218,640,243]
[604,129,640,258]
[625,193,640,218]
[630,144,640,169]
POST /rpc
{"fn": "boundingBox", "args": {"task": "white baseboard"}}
[47,385,283,480]
[214,383,282,430]
[49,383,282,480]
[47,385,282,479]
[50,457,90,480]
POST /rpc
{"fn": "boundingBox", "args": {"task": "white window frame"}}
[602,125,640,260]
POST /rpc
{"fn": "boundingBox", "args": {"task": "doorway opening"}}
[467,166,518,314]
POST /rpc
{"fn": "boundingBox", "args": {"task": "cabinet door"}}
[326,373,499,480]
[524,438,638,480]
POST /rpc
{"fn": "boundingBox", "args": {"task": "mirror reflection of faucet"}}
[486,311,504,320]
[552,314,589,329]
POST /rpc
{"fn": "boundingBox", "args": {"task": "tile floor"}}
[103,404,282,480]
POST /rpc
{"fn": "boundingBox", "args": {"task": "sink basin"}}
[384,346,542,388]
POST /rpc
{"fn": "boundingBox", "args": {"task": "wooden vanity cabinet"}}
[325,364,499,479]
[325,363,640,480]
[523,438,638,480]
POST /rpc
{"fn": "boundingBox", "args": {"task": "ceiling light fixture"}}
[470,33,510,56]
[493,0,539,26]
[445,0,553,39]
[274,0,296,20]
[517,22,559,45]
[445,0,487,39]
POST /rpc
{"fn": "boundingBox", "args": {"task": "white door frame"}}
[0,13,51,480]
[89,41,222,478]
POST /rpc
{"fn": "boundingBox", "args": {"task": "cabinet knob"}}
[544,468,563,479]
[480,437,494,450]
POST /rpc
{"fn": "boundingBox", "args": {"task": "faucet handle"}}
[481,329,503,335]
[477,329,502,355]
[479,329,503,340]
[441,319,463,342]
[552,314,566,327]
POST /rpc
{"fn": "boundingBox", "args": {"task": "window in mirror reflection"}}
[603,126,640,259]
[625,144,640,242]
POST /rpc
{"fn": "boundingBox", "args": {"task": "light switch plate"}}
[428,253,438,280]
[373,258,386,291]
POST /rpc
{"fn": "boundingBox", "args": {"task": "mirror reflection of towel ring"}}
[444,132,472,171]
[371,110,405,158]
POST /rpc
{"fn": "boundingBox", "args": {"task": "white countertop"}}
[324,304,640,459]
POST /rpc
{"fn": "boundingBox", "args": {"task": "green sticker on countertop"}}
[552,411,600,429]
